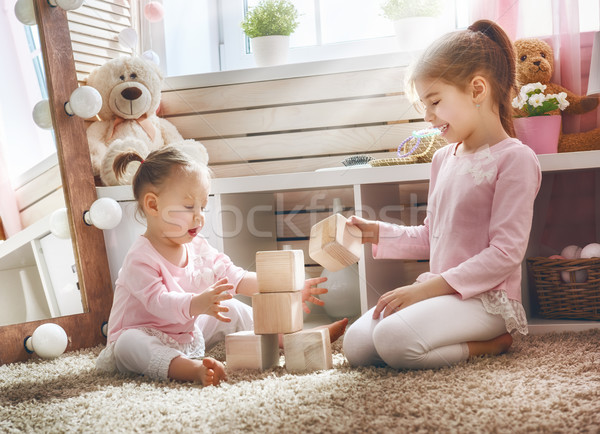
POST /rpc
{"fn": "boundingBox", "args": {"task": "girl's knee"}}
[372,318,423,369]
[342,321,380,367]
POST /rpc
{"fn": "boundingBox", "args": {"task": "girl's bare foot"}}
[201,357,227,386]
[467,332,513,358]
[167,356,227,386]
[327,318,349,343]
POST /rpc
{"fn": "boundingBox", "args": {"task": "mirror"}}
[0,1,84,326]
[0,0,113,364]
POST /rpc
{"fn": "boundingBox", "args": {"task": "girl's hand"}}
[347,215,380,244]
[301,276,328,314]
[190,277,234,322]
[373,284,425,319]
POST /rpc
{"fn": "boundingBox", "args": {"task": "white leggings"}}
[111,298,253,379]
[342,295,507,369]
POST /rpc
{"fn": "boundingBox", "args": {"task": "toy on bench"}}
[308,213,362,272]
[225,249,332,372]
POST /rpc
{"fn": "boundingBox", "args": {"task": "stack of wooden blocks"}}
[225,249,333,373]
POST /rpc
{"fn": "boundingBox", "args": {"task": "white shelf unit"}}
[98,149,600,334]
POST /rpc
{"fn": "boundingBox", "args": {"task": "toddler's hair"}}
[407,19,517,136]
[113,146,210,206]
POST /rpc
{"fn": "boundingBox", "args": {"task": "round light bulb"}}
[24,323,68,359]
[32,99,53,130]
[51,0,85,10]
[144,1,164,22]
[64,86,102,119]
[14,0,36,26]
[142,49,160,65]
[118,28,138,50]
[50,208,71,239]
[83,197,122,230]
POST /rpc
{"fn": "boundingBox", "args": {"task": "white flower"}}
[555,92,570,110]
[512,95,525,109]
[520,82,546,98]
[528,93,546,108]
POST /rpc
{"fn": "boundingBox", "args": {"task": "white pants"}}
[342,295,506,369]
[110,298,253,379]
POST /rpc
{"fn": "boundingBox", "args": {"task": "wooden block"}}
[252,292,303,334]
[308,213,362,272]
[256,250,305,292]
[225,331,279,371]
[283,329,333,373]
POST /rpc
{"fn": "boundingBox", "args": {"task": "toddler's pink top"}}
[106,235,246,345]
[373,138,541,302]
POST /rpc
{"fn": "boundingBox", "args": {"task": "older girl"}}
[343,20,541,369]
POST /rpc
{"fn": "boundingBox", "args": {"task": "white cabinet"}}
[98,150,600,334]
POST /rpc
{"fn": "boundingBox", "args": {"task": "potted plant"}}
[380,0,442,51]
[512,82,569,154]
[241,0,300,67]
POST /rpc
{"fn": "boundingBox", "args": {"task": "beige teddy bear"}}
[85,56,208,185]
[514,38,600,153]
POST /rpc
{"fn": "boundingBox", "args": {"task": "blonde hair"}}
[406,19,517,136]
[113,146,210,216]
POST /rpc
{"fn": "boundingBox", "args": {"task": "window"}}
[0,5,56,185]
[148,0,599,77]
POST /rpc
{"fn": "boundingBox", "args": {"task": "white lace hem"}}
[474,290,528,335]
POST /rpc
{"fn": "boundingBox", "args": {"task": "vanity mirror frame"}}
[0,0,113,364]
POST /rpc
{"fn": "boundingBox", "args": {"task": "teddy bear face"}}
[86,56,163,121]
[514,38,554,86]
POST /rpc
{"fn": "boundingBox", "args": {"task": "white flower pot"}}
[251,35,290,67]
[393,17,438,51]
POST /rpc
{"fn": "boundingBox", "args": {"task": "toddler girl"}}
[96,147,347,385]
[343,20,542,369]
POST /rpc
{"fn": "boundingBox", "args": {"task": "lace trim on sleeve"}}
[474,290,529,335]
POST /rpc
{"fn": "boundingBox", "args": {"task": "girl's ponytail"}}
[468,20,517,136]
[113,150,144,183]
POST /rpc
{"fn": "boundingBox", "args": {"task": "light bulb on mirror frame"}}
[118,28,138,50]
[64,86,102,119]
[24,323,69,359]
[83,197,122,230]
[50,207,71,239]
[14,0,36,25]
[46,0,85,11]
[32,99,53,130]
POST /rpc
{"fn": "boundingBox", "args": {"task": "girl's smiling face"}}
[415,78,480,146]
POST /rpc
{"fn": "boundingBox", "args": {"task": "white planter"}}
[251,35,290,67]
[393,17,438,51]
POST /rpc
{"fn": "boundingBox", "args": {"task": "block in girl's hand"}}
[225,331,279,371]
[283,328,332,373]
[308,213,362,272]
[252,292,303,334]
[256,250,305,293]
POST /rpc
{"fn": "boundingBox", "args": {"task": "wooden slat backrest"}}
[160,66,427,177]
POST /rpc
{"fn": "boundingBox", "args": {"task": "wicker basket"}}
[527,257,600,320]
[370,129,447,167]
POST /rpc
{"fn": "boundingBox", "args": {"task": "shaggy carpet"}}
[1,330,599,433]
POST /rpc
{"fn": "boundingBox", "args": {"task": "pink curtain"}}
[471,0,599,253]
[0,141,22,238]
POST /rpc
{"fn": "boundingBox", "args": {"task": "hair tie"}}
[140,159,145,164]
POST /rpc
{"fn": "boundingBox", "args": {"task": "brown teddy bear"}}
[85,56,208,185]
[514,38,600,153]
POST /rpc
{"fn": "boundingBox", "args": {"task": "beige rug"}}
[1,329,599,433]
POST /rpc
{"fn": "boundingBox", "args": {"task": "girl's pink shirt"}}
[373,138,541,301]
[105,235,246,344]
